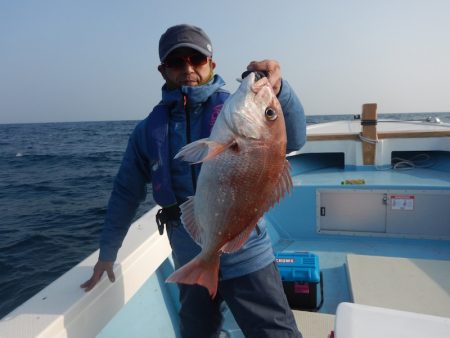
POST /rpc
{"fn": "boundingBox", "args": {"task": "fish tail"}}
[166,255,220,298]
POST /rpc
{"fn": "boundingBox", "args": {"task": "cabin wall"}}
[268,154,338,239]
[268,185,318,240]
[269,151,450,242]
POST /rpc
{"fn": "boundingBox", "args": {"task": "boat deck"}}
[277,237,450,315]
[96,263,337,338]
[96,162,450,337]
[269,156,450,317]
[295,167,450,188]
[293,168,450,189]
[96,233,450,338]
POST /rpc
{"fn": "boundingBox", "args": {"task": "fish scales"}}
[166,72,292,297]
[198,143,272,246]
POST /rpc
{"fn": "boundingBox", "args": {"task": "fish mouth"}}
[238,71,264,89]
[222,72,273,140]
[239,72,273,97]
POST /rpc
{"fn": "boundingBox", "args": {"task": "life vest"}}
[147,90,229,207]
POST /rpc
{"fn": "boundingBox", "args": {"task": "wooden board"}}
[292,310,335,338]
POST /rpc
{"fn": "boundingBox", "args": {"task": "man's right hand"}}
[80,260,115,292]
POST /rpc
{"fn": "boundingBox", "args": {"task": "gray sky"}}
[1,0,449,123]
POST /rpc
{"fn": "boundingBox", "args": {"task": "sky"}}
[0,0,449,124]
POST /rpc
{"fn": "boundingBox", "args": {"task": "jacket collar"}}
[161,74,226,108]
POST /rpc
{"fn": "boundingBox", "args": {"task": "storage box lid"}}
[275,252,320,283]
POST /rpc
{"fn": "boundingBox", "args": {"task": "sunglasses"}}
[163,54,209,69]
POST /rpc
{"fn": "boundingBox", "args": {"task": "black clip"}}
[241,70,268,81]
[156,208,165,235]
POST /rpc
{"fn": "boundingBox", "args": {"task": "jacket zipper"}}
[183,95,197,192]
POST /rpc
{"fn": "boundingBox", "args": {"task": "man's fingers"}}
[80,261,115,292]
[80,267,105,291]
[80,272,101,291]
[246,60,282,95]
[106,268,116,283]
[80,276,95,288]
[247,60,279,73]
[247,60,270,70]
[80,277,97,292]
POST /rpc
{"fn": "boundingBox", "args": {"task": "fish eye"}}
[265,107,278,121]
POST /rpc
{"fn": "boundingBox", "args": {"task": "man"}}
[81,24,306,338]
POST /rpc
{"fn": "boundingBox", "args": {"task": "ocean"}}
[1,112,450,318]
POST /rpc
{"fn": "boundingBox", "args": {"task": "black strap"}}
[361,119,377,126]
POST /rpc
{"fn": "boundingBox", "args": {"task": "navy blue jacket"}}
[99,74,306,279]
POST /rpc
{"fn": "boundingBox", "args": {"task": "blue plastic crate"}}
[275,252,322,311]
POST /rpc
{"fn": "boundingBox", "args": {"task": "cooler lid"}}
[275,251,320,283]
[335,302,450,338]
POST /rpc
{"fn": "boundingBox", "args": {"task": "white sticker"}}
[391,195,415,210]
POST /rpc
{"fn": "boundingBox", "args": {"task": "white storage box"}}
[334,302,450,338]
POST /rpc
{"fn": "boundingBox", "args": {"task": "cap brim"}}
[161,43,212,62]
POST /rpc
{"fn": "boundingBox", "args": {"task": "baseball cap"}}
[159,24,213,62]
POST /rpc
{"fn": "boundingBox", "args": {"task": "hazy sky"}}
[1,0,449,123]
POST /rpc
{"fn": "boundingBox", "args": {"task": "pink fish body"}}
[166,72,292,297]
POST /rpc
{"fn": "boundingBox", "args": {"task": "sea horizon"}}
[1,111,450,126]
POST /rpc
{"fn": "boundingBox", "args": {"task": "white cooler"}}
[334,302,450,338]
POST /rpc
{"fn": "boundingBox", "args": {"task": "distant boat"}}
[1,103,450,338]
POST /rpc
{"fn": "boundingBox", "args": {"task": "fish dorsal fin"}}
[180,196,203,246]
[175,139,236,164]
[220,224,255,253]
[264,159,293,210]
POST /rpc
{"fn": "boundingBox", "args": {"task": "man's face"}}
[158,47,215,87]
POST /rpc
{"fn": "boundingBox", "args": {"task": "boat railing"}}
[0,206,171,338]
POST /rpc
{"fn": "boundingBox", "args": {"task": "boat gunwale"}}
[307,129,450,141]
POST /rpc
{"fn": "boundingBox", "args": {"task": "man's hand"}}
[80,260,115,292]
[247,60,282,96]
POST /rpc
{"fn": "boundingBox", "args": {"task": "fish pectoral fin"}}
[220,224,255,253]
[174,138,210,163]
[278,159,293,198]
[265,159,293,210]
[175,139,235,163]
[180,196,203,245]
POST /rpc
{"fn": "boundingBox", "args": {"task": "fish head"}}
[222,72,285,141]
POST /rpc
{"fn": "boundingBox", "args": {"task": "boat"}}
[1,103,450,337]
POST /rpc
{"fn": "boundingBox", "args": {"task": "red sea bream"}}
[166,72,292,297]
